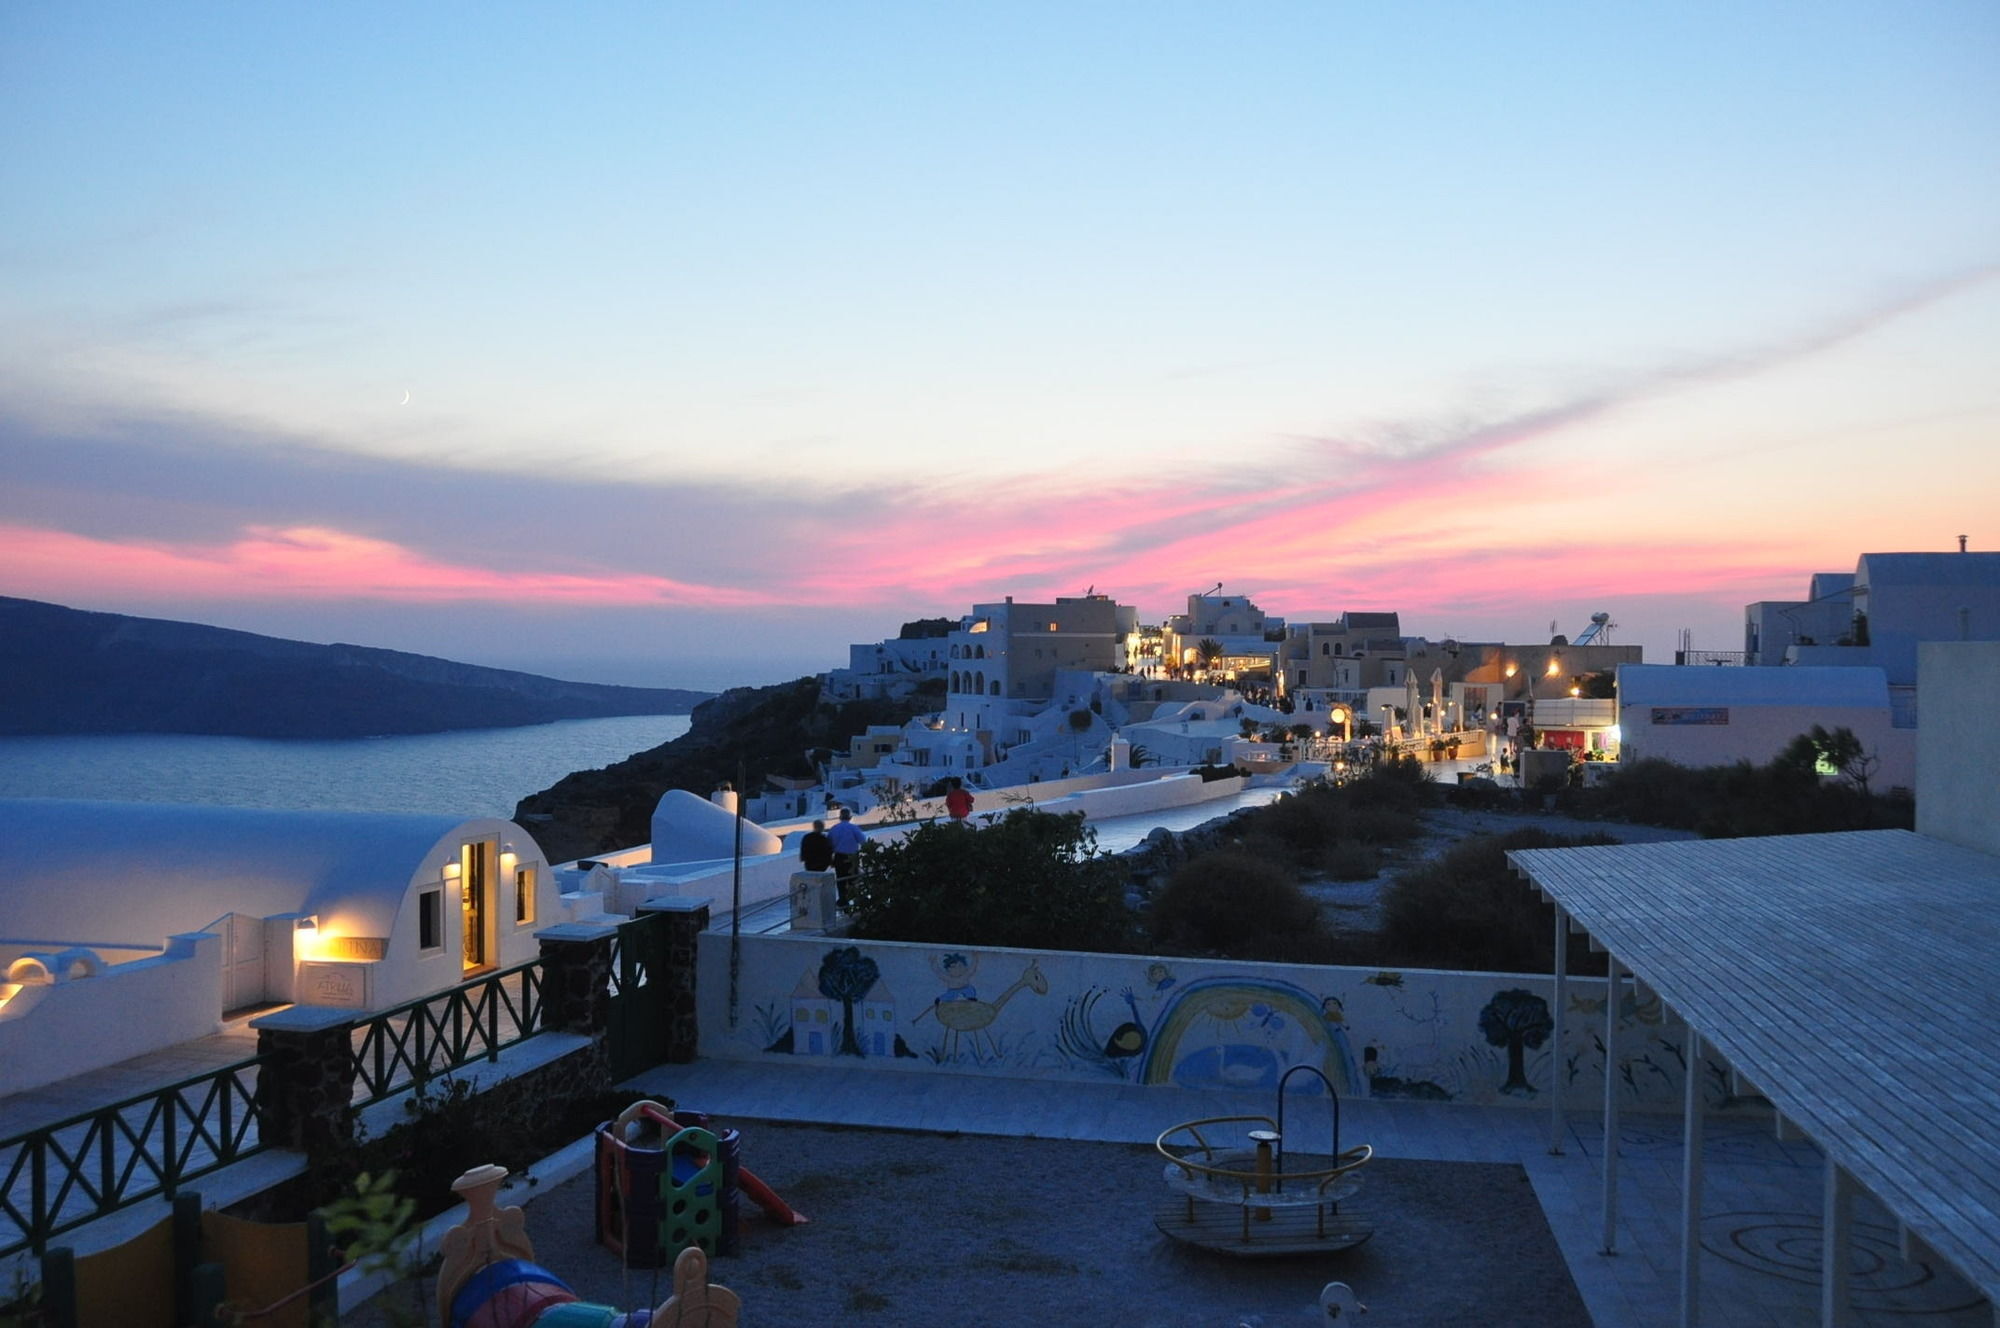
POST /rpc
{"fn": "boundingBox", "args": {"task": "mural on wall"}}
[1481,989,1555,1097]
[762,946,918,1059]
[911,956,1048,1064]
[715,936,1730,1111]
[1051,974,1362,1094]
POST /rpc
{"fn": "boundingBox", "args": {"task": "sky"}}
[3,3,1996,691]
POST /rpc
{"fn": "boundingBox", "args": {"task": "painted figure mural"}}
[731,937,1716,1112]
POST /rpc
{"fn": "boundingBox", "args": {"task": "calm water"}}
[0,715,693,820]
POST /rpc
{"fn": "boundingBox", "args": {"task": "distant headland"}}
[0,596,713,739]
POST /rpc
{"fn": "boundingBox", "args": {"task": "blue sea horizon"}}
[0,714,693,822]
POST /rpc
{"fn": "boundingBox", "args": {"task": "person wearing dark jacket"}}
[798,819,834,873]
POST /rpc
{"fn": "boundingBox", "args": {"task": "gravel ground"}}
[351,1121,1590,1328]
[1303,802,1699,934]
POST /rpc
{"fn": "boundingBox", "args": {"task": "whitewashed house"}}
[0,799,576,1095]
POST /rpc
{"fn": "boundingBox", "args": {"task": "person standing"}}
[798,819,834,873]
[827,807,866,907]
[943,778,974,824]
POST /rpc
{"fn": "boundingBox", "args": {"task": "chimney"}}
[1959,534,1969,553]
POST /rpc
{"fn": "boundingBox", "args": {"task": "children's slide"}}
[737,1167,808,1226]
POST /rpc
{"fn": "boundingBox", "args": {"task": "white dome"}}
[649,789,782,865]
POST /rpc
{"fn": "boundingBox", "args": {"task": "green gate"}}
[606,910,673,1081]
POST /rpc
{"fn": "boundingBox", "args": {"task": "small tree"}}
[1479,988,1554,1096]
[1195,638,1225,678]
[817,947,882,1057]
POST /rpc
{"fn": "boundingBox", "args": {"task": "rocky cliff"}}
[0,596,710,738]
[513,676,943,863]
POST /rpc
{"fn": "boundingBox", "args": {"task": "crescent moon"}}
[398,389,411,406]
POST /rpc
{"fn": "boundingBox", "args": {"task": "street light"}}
[1329,705,1351,744]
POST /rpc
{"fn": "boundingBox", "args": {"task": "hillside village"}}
[3,547,1998,1325]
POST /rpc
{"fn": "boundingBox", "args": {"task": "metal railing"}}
[349,959,545,1107]
[0,1055,271,1258]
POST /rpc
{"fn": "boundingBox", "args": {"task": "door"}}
[461,840,495,974]
[220,911,265,1013]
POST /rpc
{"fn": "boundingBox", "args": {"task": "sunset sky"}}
[4,3,1996,690]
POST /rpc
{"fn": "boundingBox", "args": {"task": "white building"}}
[1615,664,1913,790]
[1747,551,2000,689]
[939,594,1138,768]
[0,800,581,1095]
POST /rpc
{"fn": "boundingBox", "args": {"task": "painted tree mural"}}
[1479,987,1554,1096]
[817,946,881,1057]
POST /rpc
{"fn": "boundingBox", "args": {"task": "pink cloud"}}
[0,523,783,610]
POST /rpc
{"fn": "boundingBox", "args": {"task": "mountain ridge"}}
[0,596,711,738]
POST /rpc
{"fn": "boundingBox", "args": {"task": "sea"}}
[0,715,693,821]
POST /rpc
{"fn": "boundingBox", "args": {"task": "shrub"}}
[847,808,1132,952]
[1322,840,1380,882]
[1575,756,1911,838]
[1378,828,1617,974]
[1148,849,1326,959]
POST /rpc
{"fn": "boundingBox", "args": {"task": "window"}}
[515,867,536,925]
[419,889,443,952]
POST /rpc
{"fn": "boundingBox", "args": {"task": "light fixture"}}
[295,915,318,933]
[442,861,462,882]
[1503,662,1518,678]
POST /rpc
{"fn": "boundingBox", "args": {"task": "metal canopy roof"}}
[1509,829,2000,1308]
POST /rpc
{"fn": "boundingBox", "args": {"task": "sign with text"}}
[1651,706,1729,726]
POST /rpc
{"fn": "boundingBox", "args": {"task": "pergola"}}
[1511,829,2000,1328]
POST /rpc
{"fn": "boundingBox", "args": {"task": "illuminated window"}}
[419,889,443,952]
[515,867,536,925]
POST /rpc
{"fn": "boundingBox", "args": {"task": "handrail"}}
[348,959,545,1107]
[0,1054,273,1258]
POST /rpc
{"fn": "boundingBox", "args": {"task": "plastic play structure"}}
[439,1163,740,1328]
[1153,1065,1375,1256]
[595,1099,806,1265]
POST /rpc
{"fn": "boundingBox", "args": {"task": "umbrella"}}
[1431,667,1445,735]
[1404,671,1421,740]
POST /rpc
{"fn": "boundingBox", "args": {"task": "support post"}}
[535,922,620,1038]
[1550,903,1568,1154]
[250,1006,359,1156]
[1822,1161,1852,1328]
[641,899,712,1064]
[1680,1027,1705,1328]
[1601,955,1622,1256]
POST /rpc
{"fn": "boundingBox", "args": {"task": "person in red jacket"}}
[943,777,974,823]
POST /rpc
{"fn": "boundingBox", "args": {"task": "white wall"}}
[1618,699,1915,791]
[0,933,224,1097]
[1916,642,2000,855]
[697,933,1728,1112]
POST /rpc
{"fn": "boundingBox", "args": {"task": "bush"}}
[1378,828,1618,974]
[1148,849,1327,959]
[846,809,1132,952]
[1574,756,1911,838]
[1322,840,1380,882]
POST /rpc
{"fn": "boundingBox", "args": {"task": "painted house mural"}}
[704,933,1726,1112]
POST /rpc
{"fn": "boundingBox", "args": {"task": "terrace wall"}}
[0,933,222,1097]
[696,932,1728,1111]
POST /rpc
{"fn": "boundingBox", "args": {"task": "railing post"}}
[535,920,620,1090]
[536,922,620,1037]
[486,976,501,1062]
[251,1006,359,1156]
[643,900,712,1065]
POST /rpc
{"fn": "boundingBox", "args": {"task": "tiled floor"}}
[7,1036,1992,1326]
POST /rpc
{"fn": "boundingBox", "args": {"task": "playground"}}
[348,1116,1587,1328]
